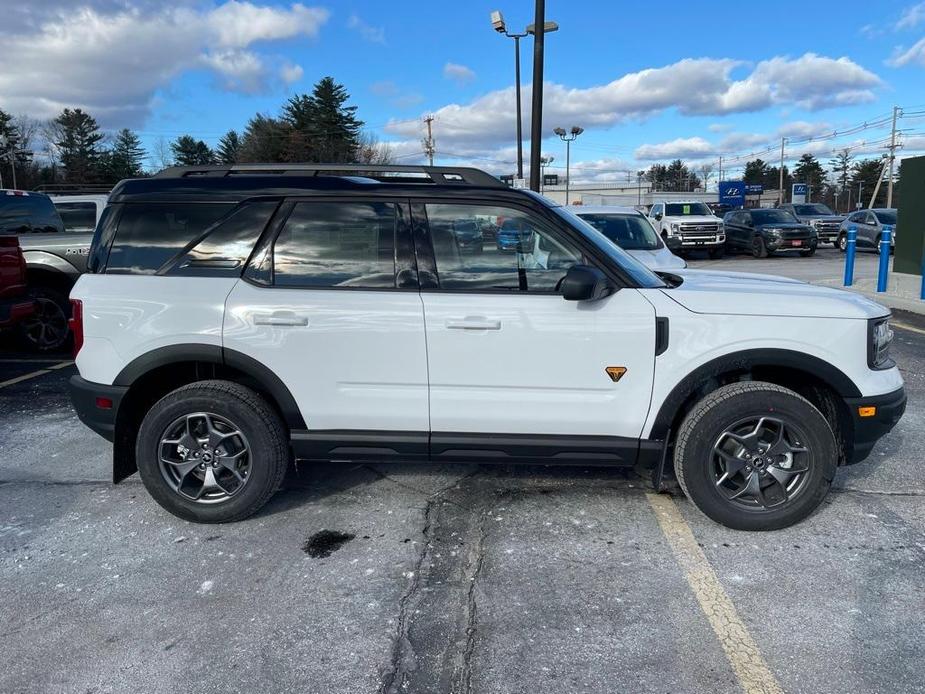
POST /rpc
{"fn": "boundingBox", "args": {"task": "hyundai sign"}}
[792,183,808,204]
[718,181,745,208]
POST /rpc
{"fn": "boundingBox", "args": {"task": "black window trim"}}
[410,196,633,295]
[243,195,419,292]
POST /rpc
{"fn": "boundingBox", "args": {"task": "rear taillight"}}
[69,299,84,358]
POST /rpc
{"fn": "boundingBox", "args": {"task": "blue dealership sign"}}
[745,184,763,195]
[718,181,745,208]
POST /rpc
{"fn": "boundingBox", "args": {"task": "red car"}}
[0,236,36,330]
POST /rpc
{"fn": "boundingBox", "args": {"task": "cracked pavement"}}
[1,254,924,693]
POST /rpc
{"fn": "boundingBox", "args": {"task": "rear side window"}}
[163,201,279,277]
[54,201,97,232]
[0,194,64,234]
[106,203,233,274]
[271,201,398,288]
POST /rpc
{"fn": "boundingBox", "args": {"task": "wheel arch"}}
[111,345,305,482]
[649,348,859,463]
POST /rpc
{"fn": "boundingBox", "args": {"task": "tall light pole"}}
[491,11,557,183]
[554,126,583,204]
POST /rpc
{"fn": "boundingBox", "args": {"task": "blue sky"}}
[2,0,924,183]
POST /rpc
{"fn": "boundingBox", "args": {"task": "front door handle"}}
[445,317,501,330]
[254,311,309,327]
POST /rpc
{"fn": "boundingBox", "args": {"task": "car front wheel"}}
[136,380,290,523]
[837,233,848,252]
[752,236,768,258]
[673,382,837,530]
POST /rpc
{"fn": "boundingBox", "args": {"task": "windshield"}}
[577,213,660,251]
[665,202,712,216]
[751,209,797,225]
[551,207,666,288]
[793,204,834,216]
[874,209,897,225]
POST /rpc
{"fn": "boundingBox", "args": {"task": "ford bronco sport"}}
[68,165,905,530]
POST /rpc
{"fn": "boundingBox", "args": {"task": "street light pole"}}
[554,126,583,204]
[491,11,557,183]
[539,155,554,192]
[528,0,546,192]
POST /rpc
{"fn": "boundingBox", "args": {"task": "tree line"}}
[0,77,391,190]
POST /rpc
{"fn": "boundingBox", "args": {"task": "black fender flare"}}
[114,344,306,429]
[648,348,861,440]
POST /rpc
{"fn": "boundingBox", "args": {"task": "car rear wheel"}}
[136,380,289,523]
[673,382,837,530]
[751,236,768,258]
[17,287,71,353]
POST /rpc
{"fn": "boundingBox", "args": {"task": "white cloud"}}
[280,63,304,85]
[635,137,715,161]
[347,13,385,44]
[385,54,881,157]
[888,37,925,66]
[0,2,329,124]
[896,2,925,29]
[443,62,476,85]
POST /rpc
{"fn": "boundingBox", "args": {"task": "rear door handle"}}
[254,311,309,327]
[445,317,501,330]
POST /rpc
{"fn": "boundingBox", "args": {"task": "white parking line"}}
[646,493,784,694]
[893,321,925,336]
[0,361,72,388]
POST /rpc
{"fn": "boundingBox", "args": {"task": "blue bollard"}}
[843,226,857,286]
[921,250,925,301]
[877,225,892,293]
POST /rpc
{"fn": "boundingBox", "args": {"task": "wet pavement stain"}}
[302,530,355,558]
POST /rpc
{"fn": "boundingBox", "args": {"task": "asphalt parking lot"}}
[2,247,924,694]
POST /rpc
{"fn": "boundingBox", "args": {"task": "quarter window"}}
[272,201,399,288]
[54,202,97,232]
[425,204,583,292]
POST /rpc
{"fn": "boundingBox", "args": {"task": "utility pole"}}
[887,105,901,208]
[528,0,546,192]
[422,115,435,167]
[717,155,723,185]
[778,137,786,205]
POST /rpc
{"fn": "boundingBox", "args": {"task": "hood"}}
[755,222,811,232]
[662,269,889,319]
[628,247,686,271]
[802,215,844,222]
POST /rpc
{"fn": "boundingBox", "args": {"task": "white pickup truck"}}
[648,200,726,258]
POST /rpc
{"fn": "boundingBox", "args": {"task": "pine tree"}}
[828,148,853,193]
[743,159,769,185]
[793,153,826,199]
[238,114,288,163]
[216,130,241,164]
[851,159,888,207]
[170,135,215,166]
[0,108,19,154]
[53,108,105,183]
[281,77,364,162]
[106,128,146,180]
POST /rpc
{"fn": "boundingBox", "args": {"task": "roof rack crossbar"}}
[153,164,504,188]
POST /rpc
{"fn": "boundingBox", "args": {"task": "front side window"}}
[272,201,398,288]
[426,204,582,292]
[577,213,660,250]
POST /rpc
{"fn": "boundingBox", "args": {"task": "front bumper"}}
[767,236,817,251]
[668,234,725,249]
[69,375,128,442]
[843,386,906,464]
[0,297,36,328]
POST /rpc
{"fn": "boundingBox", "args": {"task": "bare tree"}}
[700,163,714,191]
[355,131,393,164]
[152,136,174,170]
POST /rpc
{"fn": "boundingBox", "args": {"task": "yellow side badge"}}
[605,366,627,382]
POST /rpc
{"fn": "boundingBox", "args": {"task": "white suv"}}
[68,165,906,530]
[648,200,726,258]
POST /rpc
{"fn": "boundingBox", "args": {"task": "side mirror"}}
[561,265,613,302]
[654,213,663,221]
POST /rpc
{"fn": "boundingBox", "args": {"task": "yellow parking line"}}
[893,321,925,336]
[646,493,784,694]
[0,369,51,388]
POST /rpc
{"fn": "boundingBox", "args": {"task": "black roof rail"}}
[153,163,505,188]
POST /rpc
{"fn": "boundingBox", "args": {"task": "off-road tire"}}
[136,380,290,523]
[673,381,837,531]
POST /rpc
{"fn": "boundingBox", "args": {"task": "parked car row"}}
[0,189,106,351]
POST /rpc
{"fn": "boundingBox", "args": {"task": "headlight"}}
[868,317,894,369]
[810,219,819,227]
[670,223,680,233]
[766,228,781,237]
[717,222,724,231]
